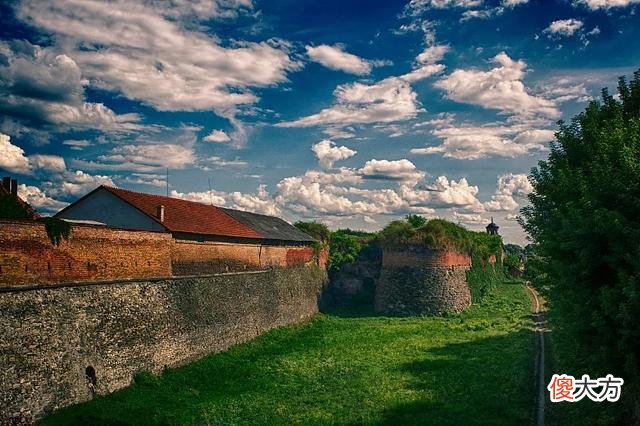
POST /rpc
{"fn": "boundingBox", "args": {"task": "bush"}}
[378,220,415,247]
[379,217,502,261]
[466,257,507,303]
[328,229,377,272]
[294,221,330,243]
[405,214,428,228]
[39,217,71,246]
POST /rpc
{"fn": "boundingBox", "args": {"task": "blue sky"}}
[1,0,639,244]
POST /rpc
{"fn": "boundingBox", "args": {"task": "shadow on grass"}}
[377,329,536,426]
[320,303,379,318]
[44,282,535,426]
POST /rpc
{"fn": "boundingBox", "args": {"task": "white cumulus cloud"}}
[311,140,357,168]
[412,124,554,160]
[16,0,300,113]
[435,52,560,118]
[0,132,31,174]
[545,19,584,37]
[359,159,425,183]
[306,44,374,75]
[484,173,533,211]
[17,184,68,213]
[574,0,639,9]
[204,130,231,143]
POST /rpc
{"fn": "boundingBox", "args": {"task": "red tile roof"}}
[102,186,262,239]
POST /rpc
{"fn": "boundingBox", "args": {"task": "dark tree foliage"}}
[504,243,525,259]
[0,193,34,220]
[39,217,71,246]
[328,229,378,272]
[521,70,640,417]
[405,214,428,229]
[294,221,330,243]
[503,253,521,271]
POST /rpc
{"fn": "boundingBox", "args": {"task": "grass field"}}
[44,282,534,425]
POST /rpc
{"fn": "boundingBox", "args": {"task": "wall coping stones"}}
[0,269,270,293]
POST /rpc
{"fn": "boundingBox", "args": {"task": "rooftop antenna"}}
[208,178,213,205]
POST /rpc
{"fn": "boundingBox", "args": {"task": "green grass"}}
[43,282,534,426]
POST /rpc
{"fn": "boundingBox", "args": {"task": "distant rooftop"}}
[56,185,314,243]
[220,207,314,243]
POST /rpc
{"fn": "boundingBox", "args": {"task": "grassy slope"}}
[44,282,534,426]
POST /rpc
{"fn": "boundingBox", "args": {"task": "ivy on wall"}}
[39,217,71,246]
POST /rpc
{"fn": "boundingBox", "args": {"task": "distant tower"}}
[486,217,499,235]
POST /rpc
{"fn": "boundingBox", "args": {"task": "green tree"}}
[521,70,640,420]
[294,221,330,243]
[327,232,363,271]
[503,253,521,271]
[405,214,428,229]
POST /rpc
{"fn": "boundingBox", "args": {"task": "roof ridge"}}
[104,185,226,209]
[100,186,263,239]
[220,206,284,221]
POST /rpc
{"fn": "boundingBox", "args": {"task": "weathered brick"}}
[0,221,325,287]
[0,220,172,286]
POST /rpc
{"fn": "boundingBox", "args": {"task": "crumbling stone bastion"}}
[374,245,472,316]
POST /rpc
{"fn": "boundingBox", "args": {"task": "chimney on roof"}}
[10,179,18,198]
[156,204,165,222]
[2,177,10,193]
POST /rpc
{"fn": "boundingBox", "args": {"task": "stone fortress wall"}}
[374,244,473,316]
[0,267,327,423]
[0,220,327,423]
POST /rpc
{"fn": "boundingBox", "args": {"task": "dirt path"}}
[525,284,546,426]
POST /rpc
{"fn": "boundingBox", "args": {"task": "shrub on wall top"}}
[379,216,502,261]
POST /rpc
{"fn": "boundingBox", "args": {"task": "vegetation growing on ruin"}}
[521,70,640,424]
[378,216,508,303]
[466,258,508,303]
[44,282,533,426]
[379,216,502,260]
[295,221,378,272]
[39,217,71,246]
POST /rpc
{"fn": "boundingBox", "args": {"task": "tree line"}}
[521,70,640,423]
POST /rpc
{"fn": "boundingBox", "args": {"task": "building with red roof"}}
[54,186,314,245]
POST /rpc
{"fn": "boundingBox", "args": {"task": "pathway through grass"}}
[44,281,534,425]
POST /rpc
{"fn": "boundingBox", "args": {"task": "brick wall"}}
[0,266,328,423]
[0,221,324,287]
[382,244,472,268]
[0,220,172,286]
[170,240,318,275]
